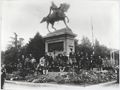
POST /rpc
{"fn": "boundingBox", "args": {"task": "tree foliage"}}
[1,51,5,64]
[26,32,45,61]
[75,37,111,69]
[76,37,93,56]
[94,39,110,58]
[3,33,24,65]
[75,37,110,58]
[4,47,18,65]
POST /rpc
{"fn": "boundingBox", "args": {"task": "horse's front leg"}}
[65,16,69,23]
[63,19,69,28]
[47,22,51,32]
[52,23,56,31]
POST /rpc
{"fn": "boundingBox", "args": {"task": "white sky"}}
[1,0,120,51]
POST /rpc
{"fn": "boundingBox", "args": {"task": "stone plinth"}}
[44,28,77,56]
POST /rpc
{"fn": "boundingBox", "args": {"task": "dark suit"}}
[1,68,6,89]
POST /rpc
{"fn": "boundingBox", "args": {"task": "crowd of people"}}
[1,49,118,89]
[14,49,106,75]
[2,49,112,79]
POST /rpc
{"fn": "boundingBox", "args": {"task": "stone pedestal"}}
[44,28,76,56]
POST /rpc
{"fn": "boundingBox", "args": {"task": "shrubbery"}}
[6,70,116,85]
[6,71,25,80]
[54,70,116,84]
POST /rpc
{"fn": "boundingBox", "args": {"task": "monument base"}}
[44,28,76,56]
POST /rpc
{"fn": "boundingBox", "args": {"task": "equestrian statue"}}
[40,2,70,32]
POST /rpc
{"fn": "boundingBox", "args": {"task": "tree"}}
[3,33,24,65]
[9,33,24,49]
[4,47,18,65]
[81,37,92,46]
[26,32,45,62]
[78,37,93,56]
[94,39,110,58]
[74,37,111,69]
[1,51,5,64]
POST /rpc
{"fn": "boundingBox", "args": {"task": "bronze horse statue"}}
[40,14,69,32]
[40,2,70,32]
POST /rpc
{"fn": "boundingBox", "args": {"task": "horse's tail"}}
[65,16,69,23]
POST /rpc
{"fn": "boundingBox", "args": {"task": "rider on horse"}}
[40,2,70,32]
[48,2,69,18]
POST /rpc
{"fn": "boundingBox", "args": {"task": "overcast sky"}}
[1,0,120,51]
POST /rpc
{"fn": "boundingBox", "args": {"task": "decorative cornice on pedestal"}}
[44,28,77,39]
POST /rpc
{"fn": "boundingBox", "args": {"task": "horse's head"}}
[40,17,47,23]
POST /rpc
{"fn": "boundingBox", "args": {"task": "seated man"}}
[39,57,45,74]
